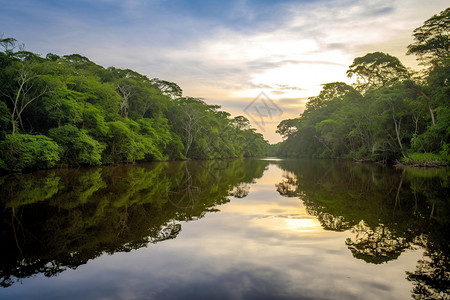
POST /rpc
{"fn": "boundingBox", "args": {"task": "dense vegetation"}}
[274,8,450,165]
[0,39,268,172]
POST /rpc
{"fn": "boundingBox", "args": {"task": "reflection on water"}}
[274,160,450,299]
[0,159,267,288]
[0,159,448,299]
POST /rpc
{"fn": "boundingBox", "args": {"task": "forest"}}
[1,8,448,172]
[273,8,449,165]
[0,39,268,172]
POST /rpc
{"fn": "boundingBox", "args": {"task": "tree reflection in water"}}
[274,159,449,298]
[345,221,409,264]
[0,159,448,299]
[0,159,268,287]
[407,238,450,300]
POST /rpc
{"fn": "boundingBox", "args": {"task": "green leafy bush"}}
[48,125,105,166]
[0,134,61,171]
[104,121,145,163]
[0,102,10,136]
[401,152,446,166]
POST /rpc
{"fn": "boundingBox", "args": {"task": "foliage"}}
[166,97,268,159]
[275,8,449,164]
[400,152,446,166]
[407,7,450,65]
[346,52,410,93]
[48,125,104,166]
[0,133,61,171]
[0,101,9,137]
[0,38,268,172]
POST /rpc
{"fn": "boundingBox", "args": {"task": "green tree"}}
[347,52,410,93]
[304,82,358,111]
[407,7,450,66]
[0,101,10,136]
[0,134,61,171]
[150,78,182,99]
[0,35,269,172]
[48,125,104,166]
[0,49,54,134]
[104,120,145,163]
[115,78,134,118]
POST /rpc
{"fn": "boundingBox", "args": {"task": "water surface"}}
[0,159,448,299]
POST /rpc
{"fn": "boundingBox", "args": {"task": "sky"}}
[0,0,448,142]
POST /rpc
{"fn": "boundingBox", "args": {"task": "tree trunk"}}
[428,105,436,126]
[392,111,406,158]
[5,62,50,135]
[412,112,419,135]
[11,115,16,135]
[413,85,435,127]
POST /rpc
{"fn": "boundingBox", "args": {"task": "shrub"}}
[0,134,61,171]
[48,125,105,166]
[105,121,145,163]
[401,152,446,166]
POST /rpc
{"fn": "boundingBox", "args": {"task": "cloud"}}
[275,84,305,91]
[277,98,308,105]
[271,90,287,95]
[248,83,274,89]
[246,59,345,72]
[368,6,396,16]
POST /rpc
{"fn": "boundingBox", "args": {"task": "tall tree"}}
[276,118,300,140]
[173,97,207,157]
[407,7,450,65]
[116,78,133,118]
[347,52,410,93]
[0,36,18,53]
[150,78,182,99]
[305,82,358,111]
[0,48,53,135]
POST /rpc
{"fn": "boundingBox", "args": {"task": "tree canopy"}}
[0,42,268,172]
[407,7,450,65]
[273,8,450,165]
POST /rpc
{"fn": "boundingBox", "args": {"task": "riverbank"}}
[397,152,448,168]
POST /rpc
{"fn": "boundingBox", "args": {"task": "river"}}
[0,158,448,299]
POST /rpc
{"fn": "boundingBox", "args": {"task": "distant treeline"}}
[0,39,268,172]
[272,8,449,165]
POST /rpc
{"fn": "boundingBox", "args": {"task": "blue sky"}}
[1,0,448,142]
